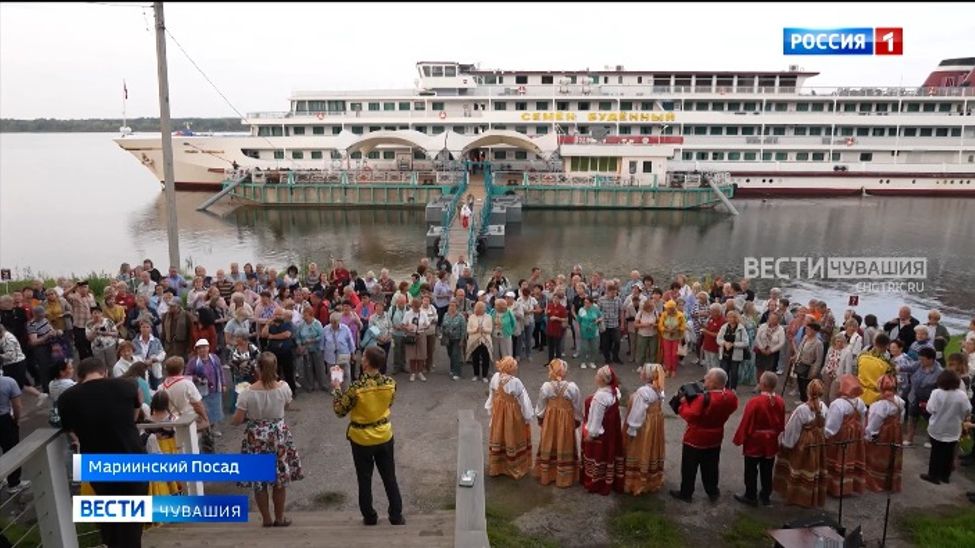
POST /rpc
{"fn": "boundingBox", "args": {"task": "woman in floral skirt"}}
[232,352,304,527]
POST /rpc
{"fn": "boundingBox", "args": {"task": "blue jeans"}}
[520,321,534,359]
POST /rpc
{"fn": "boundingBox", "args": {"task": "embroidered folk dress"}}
[864,395,905,493]
[581,387,625,495]
[774,400,829,507]
[623,385,666,495]
[533,380,583,487]
[485,372,534,479]
[824,397,868,498]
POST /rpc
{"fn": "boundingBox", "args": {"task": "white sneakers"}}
[471,376,479,382]
[451,375,460,381]
[36,393,50,408]
[482,377,489,383]
[409,374,416,382]
[418,373,427,382]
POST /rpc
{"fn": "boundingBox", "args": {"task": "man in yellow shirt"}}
[332,346,404,526]
[858,333,895,405]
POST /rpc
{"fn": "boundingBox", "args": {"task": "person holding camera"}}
[85,306,118,371]
[716,310,749,391]
[670,367,739,504]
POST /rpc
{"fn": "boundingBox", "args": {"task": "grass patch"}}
[607,496,683,548]
[0,519,101,547]
[312,490,347,508]
[722,512,775,548]
[485,505,558,548]
[945,334,964,355]
[902,507,975,547]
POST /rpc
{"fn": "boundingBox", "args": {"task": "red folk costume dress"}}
[824,396,867,498]
[864,395,905,492]
[774,400,829,507]
[581,386,625,495]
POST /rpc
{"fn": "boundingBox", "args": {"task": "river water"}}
[1,133,972,329]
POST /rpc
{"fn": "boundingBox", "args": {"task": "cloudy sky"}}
[1,2,973,119]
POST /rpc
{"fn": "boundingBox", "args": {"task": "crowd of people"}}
[1,254,975,542]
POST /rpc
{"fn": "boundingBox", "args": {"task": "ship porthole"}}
[912,179,916,184]
[745,178,750,183]
[886,179,891,184]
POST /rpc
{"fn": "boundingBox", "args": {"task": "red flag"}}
[123,80,128,100]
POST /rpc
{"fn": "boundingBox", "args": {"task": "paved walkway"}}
[444,173,484,262]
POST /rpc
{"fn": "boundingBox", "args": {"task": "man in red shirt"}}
[115,284,136,314]
[671,367,739,503]
[701,303,725,370]
[309,291,331,325]
[731,372,785,506]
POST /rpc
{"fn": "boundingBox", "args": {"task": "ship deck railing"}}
[236,169,467,186]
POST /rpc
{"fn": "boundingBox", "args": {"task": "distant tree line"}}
[0,117,245,133]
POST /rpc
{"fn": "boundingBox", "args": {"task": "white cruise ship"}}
[117,58,975,196]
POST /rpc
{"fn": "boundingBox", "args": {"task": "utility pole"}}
[154,1,180,269]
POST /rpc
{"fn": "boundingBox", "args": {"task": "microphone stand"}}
[807,436,861,535]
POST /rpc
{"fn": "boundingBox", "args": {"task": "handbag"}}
[404,316,419,345]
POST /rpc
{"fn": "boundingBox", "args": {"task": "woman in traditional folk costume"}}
[864,374,905,492]
[623,363,666,495]
[485,356,534,479]
[774,379,829,507]
[581,365,625,495]
[824,374,867,498]
[533,359,583,487]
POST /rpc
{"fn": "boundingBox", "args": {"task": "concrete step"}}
[143,510,454,547]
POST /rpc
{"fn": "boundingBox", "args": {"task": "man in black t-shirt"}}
[58,357,147,548]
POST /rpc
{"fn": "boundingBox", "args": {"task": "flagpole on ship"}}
[120,79,132,137]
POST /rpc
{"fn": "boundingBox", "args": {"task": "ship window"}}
[761,152,773,161]
[922,103,935,112]
[311,151,323,160]
[774,103,788,112]
[741,126,755,136]
[950,128,961,137]
[743,152,757,160]
[257,127,272,137]
[493,125,507,130]
[578,102,590,111]
[536,101,550,110]
[796,152,809,161]
[919,128,932,137]
[368,126,381,132]
[840,127,854,136]
[811,103,825,112]
[712,152,725,160]
[484,75,497,85]
[640,126,652,135]
[293,127,306,135]
[383,151,395,159]
[859,153,873,161]
[292,151,303,159]
[453,126,465,134]
[541,75,553,84]
[682,152,693,160]
[876,103,889,112]
[603,76,609,84]
[432,126,444,134]
[637,76,643,84]
[728,152,741,161]
[772,127,785,136]
[536,126,549,135]
[903,127,917,137]
[938,103,951,112]
[333,127,342,135]
[367,151,380,159]
[413,150,425,160]
[351,126,363,135]
[557,101,570,111]
[661,126,674,135]
[368,102,380,111]
[743,102,757,111]
[695,102,709,111]
[858,103,872,112]
[515,126,527,134]
[809,127,822,136]
[709,126,722,135]
[599,101,612,111]
[641,102,653,111]
[312,126,325,136]
[445,66,456,77]
[273,150,284,160]
[422,66,431,77]
[774,152,787,161]
[414,102,426,111]
[831,152,841,161]
[432,102,445,111]
[383,102,395,111]
[812,152,825,161]
[682,126,692,135]
[515,151,528,160]
[578,126,589,134]
[872,127,885,136]
[712,102,725,111]
[726,127,739,136]
[494,102,507,111]
[905,103,920,112]
[495,150,507,160]
[794,127,807,136]
[796,103,810,112]
[350,103,362,111]
[696,152,708,160]
[398,102,410,111]
[843,103,857,112]
[693,126,707,135]
[619,126,632,135]
[856,128,869,136]
[515,102,527,111]
[431,66,444,77]
[415,126,427,134]
[515,75,528,84]
[725,102,740,111]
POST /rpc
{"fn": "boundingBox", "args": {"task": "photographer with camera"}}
[670,367,739,503]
